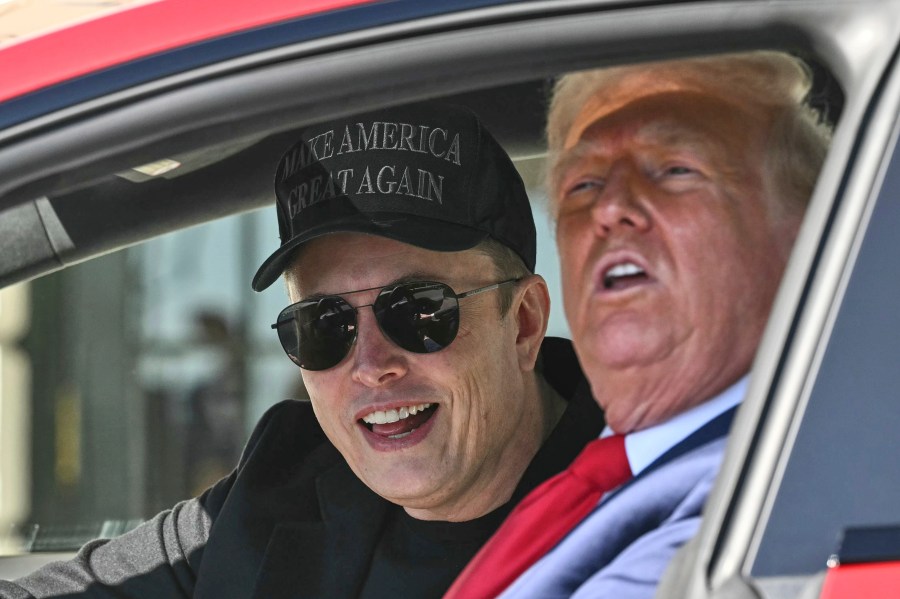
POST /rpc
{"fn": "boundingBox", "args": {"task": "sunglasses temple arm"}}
[457,277,522,300]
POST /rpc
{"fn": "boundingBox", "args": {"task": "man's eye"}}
[566,179,604,195]
[663,165,694,176]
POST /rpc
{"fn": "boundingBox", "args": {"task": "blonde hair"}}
[546,51,834,213]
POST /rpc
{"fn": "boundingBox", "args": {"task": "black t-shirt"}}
[356,339,605,597]
[358,504,507,598]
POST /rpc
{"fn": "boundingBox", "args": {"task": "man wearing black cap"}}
[2,104,602,598]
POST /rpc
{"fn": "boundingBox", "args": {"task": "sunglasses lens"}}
[274,281,469,370]
[375,282,460,353]
[275,296,357,371]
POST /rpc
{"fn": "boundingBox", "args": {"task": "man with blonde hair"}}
[446,51,832,598]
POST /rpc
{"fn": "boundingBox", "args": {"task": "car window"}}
[750,104,900,578]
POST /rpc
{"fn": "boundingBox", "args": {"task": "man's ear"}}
[511,274,551,372]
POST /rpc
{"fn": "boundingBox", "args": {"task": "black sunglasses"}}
[272,278,521,371]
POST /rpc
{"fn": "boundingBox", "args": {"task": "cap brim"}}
[251,213,489,291]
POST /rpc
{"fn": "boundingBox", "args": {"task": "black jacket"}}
[4,338,603,598]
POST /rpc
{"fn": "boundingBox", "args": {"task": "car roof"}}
[0,0,554,288]
[0,0,375,103]
[0,0,530,129]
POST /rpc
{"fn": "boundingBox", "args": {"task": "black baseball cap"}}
[251,103,537,291]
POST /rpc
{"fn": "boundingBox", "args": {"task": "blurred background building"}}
[0,0,147,48]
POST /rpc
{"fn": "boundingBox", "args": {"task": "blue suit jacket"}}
[499,406,736,599]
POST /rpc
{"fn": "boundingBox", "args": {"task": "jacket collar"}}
[251,459,391,599]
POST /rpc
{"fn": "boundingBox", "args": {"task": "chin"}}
[601,400,656,434]
[589,322,675,367]
[583,342,659,373]
[367,474,437,505]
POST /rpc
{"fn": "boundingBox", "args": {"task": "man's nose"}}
[590,161,651,234]
[350,308,409,387]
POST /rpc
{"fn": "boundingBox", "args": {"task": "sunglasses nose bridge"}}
[354,303,399,349]
[349,306,410,387]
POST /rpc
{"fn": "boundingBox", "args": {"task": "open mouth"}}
[359,403,438,440]
[602,261,648,290]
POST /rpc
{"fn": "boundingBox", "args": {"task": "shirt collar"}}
[601,375,748,476]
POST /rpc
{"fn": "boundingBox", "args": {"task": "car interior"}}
[3,1,900,597]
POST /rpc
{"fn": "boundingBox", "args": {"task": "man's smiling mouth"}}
[360,403,438,439]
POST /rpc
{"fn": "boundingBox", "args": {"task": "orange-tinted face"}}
[553,90,801,433]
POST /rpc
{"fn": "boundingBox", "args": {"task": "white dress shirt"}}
[499,375,748,599]
[615,376,747,476]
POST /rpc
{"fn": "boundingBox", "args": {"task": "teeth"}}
[606,262,644,279]
[362,403,432,425]
[604,262,646,289]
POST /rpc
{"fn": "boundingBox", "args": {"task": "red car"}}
[1,1,899,597]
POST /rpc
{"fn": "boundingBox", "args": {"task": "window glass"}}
[751,124,900,577]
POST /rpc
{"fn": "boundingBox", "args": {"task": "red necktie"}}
[444,434,632,599]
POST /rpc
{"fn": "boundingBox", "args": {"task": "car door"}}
[655,3,900,598]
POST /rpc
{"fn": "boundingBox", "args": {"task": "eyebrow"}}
[549,144,597,197]
[549,120,716,194]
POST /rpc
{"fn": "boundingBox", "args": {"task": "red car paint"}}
[819,561,900,599]
[0,0,377,104]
